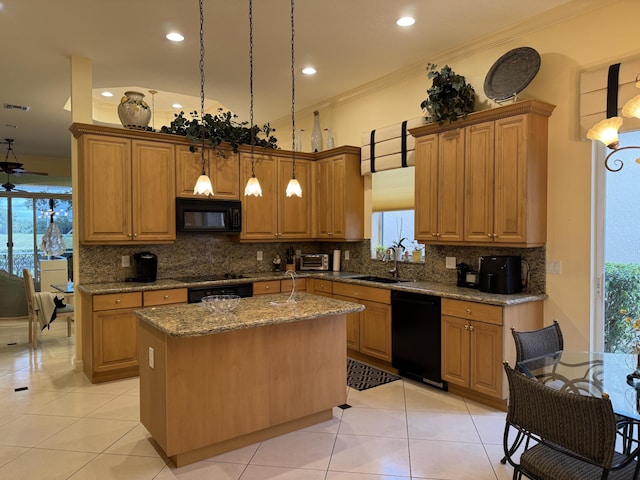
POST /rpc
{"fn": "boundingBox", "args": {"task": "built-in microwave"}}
[176,198,242,233]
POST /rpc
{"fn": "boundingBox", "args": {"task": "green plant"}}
[604,262,640,353]
[420,63,476,125]
[160,109,278,154]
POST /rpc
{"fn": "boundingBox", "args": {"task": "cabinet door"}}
[441,315,470,387]
[240,152,278,240]
[131,140,176,242]
[469,320,503,398]
[334,294,360,350]
[315,158,334,239]
[175,145,206,198]
[330,157,347,238]
[359,299,392,362]
[414,134,439,241]
[93,308,138,372]
[278,158,312,238]
[494,115,527,244]
[437,129,465,242]
[211,153,240,199]
[80,135,132,242]
[464,123,495,243]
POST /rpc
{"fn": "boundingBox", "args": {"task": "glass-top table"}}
[518,351,640,421]
[50,282,74,294]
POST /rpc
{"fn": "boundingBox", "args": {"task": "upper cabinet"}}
[73,125,176,245]
[411,100,555,247]
[314,147,364,241]
[175,146,240,200]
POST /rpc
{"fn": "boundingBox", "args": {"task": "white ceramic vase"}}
[117,91,151,129]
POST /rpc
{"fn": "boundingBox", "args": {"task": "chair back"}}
[22,269,36,318]
[504,362,617,468]
[511,320,563,368]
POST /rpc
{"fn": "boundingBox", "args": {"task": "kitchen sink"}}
[352,275,405,284]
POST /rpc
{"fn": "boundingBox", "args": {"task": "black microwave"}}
[176,198,242,233]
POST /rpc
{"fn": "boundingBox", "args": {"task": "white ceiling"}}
[0,0,580,161]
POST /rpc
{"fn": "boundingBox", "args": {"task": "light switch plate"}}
[257,251,263,261]
[344,250,350,260]
[547,260,561,275]
[445,257,457,269]
[121,255,130,268]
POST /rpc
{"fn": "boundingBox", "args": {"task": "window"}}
[371,210,421,261]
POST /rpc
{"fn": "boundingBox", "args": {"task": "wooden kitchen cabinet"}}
[314,147,364,241]
[175,145,240,199]
[414,130,464,243]
[411,100,555,247]
[240,152,312,241]
[254,278,307,295]
[76,133,176,244]
[307,278,333,297]
[441,298,542,405]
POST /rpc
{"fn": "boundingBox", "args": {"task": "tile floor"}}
[0,319,515,479]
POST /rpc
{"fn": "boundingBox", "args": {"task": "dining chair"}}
[502,362,640,480]
[22,268,73,349]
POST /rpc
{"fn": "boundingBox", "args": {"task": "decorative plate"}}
[483,47,541,101]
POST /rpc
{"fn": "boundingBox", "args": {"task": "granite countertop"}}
[78,271,546,306]
[135,292,364,338]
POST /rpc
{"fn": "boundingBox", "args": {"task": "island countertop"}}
[134,292,364,338]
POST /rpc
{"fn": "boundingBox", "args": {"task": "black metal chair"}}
[503,362,640,480]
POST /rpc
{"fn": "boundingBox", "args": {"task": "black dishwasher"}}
[391,291,446,390]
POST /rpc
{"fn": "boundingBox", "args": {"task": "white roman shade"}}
[580,56,640,139]
[360,117,424,175]
[371,166,415,212]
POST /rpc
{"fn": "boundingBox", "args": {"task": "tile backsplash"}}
[79,235,545,294]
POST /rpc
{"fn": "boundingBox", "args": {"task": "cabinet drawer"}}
[333,281,390,304]
[441,298,502,325]
[93,292,142,311]
[311,279,333,295]
[143,288,188,306]
[253,280,281,295]
[282,278,306,292]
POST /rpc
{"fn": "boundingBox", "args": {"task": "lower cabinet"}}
[81,288,187,383]
[441,298,542,402]
[253,279,306,296]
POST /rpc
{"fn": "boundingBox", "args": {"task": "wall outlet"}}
[148,347,154,369]
[344,250,350,260]
[121,255,130,267]
[445,256,457,269]
[257,251,263,261]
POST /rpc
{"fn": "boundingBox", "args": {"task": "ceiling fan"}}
[0,138,48,192]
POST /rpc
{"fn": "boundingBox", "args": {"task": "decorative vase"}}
[117,91,151,129]
[294,129,303,152]
[311,110,323,152]
[326,128,335,149]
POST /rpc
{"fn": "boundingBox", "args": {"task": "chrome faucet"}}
[386,247,399,278]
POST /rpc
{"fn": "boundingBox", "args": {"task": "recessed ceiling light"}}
[396,16,415,27]
[166,32,184,42]
[302,67,317,75]
[101,91,114,97]
[172,103,183,109]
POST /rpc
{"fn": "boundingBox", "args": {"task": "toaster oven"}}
[299,253,329,271]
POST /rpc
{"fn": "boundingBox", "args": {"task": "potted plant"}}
[160,109,278,155]
[375,245,385,260]
[411,241,424,263]
[420,63,476,125]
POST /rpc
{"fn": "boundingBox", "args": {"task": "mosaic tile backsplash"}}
[79,235,545,294]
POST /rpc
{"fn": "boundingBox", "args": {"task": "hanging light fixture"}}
[286,0,302,198]
[587,73,640,172]
[244,0,262,197]
[193,0,214,196]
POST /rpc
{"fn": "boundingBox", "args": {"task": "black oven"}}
[176,198,241,233]
[187,283,253,303]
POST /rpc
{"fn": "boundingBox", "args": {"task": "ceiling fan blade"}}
[2,181,16,191]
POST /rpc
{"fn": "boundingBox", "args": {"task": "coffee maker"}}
[479,255,522,294]
[132,251,158,283]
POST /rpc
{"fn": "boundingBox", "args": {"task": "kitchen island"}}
[135,292,364,467]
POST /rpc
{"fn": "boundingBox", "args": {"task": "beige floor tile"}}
[250,430,336,470]
[67,453,166,480]
[241,464,327,479]
[326,473,410,480]
[403,382,469,413]
[206,443,260,464]
[483,443,516,480]
[329,434,410,476]
[30,391,119,417]
[339,407,408,438]
[464,398,506,416]
[409,439,497,480]
[300,406,344,434]
[407,411,481,443]
[0,445,29,468]
[0,447,97,479]
[0,413,77,447]
[86,393,140,421]
[154,461,245,479]
[39,417,138,453]
[75,376,140,395]
[472,413,508,445]
[346,380,406,410]
[0,387,66,414]
[105,423,164,458]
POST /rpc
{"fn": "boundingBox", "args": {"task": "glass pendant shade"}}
[586,117,623,149]
[622,94,640,120]
[286,177,302,197]
[244,175,262,196]
[194,174,214,196]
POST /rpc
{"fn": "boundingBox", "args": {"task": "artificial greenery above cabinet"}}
[410,100,555,247]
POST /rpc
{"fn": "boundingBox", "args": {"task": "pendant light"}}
[244,0,262,197]
[193,0,214,196]
[286,0,302,198]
